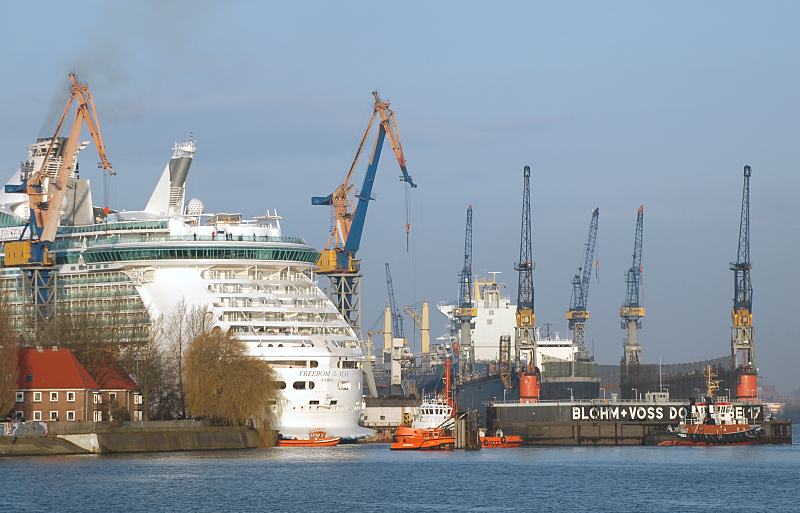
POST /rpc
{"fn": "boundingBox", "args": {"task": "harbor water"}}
[2,427,798,512]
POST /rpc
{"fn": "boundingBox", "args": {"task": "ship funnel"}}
[144,136,197,216]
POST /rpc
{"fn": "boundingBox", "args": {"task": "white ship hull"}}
[0,136,374,441]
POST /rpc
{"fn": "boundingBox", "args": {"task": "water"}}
[2,433,799,512]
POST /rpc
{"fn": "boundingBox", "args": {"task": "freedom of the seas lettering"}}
[571,405,762,422]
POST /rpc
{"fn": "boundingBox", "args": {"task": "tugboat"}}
[390,358,456,451]
[479,428,523,448]
[277,429,341,447]
[659,366,763,446]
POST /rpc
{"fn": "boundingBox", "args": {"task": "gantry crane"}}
[566,208,599,357]
[514,166,538,396]
[453,205,476,383]
[620,205,645,366]
[312,91,416,340]
[384,262,404,339]
[731,165,756,400]
[4,73,114,329]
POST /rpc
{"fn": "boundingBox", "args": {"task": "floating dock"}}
[485,399,792,446]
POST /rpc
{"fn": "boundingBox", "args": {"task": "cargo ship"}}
[0,136,372,441]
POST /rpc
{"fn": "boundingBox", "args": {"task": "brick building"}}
[13,347,142,422]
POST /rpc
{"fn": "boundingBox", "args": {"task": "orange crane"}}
[312,91,416,338]
[5,73,114,324]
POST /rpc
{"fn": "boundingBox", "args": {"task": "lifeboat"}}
[479,428,523,448]
[277,429,341,447]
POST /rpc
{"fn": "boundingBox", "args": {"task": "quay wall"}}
[0,421,262,456]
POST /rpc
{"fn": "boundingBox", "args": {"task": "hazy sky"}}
[1,1,798,391]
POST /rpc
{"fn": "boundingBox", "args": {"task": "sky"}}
[0,1,798,391]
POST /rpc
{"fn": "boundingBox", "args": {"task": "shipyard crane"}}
[453,205,476,382]
[566,208,600,357]
[731,165,756,400]
[312,91,416,340]
[514,165,538,398]
[384,262,404,339]
[620,205,645,367]
[4,73,114,328]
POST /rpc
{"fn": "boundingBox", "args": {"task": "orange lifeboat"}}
[390,426,455,450]
[479,428,523,448]
[277,430,341,447]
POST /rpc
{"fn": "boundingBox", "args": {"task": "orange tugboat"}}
[659,366,763,446]
[277,429,341,447]
[391,357,456,451]
[479,428,523,448]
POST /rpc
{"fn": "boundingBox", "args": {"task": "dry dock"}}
[486,400,792,446]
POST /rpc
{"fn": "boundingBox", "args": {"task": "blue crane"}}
[312,91,416,338]
[731,165,756,399]
[384,262,404,339]
[566,208,599,355]
[454,205,476,380]
[620,205,645,366]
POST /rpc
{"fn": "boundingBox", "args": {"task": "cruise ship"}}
[0,136,373,441]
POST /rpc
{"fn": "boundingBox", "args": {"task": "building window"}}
[93,393,102,404]
[66,411,76,421]
[33,411,42,421]
[93,410,103,422]
[33,392,42,402]
[15,391,23,403]
[293,381,307,390]
[67,391,76,402]
[133,394,143,405]
[14,411,23,420]
[133,411,142,421]
[50,392,58,402]
[49,411,59,421]
[109,392,117,402]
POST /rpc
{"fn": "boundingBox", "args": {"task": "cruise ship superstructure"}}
[0,136,372,441]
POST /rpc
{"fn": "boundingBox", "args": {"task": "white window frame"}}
[50,391,58,402]
[33,411,42,421]
[109,392,117,402]
[33,391,42,402]
[66,410,76,421]
[15,391,23,402]
[133,394,142,405]
[14,411,23,419]
[93,393,102,404]
[67,391,76,402]
[133,410,142,421]
[93,410,103,422]
[49,410,59,421]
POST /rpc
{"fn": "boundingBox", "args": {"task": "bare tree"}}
[184,329,279,445]
[0,301,19,419]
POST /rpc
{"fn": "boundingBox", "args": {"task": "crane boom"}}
[385,262,404,339]
[566,208,599,355]
[515,166,536,365]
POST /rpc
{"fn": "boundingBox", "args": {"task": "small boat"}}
[277,429,341,447]
[479,428,523,448]
[659,366,763,446]
[390,425,456,450]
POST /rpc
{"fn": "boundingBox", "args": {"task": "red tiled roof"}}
[17,347,99,389]
[94,359,139,391]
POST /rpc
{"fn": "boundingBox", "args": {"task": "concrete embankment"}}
[0,420,263,456]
